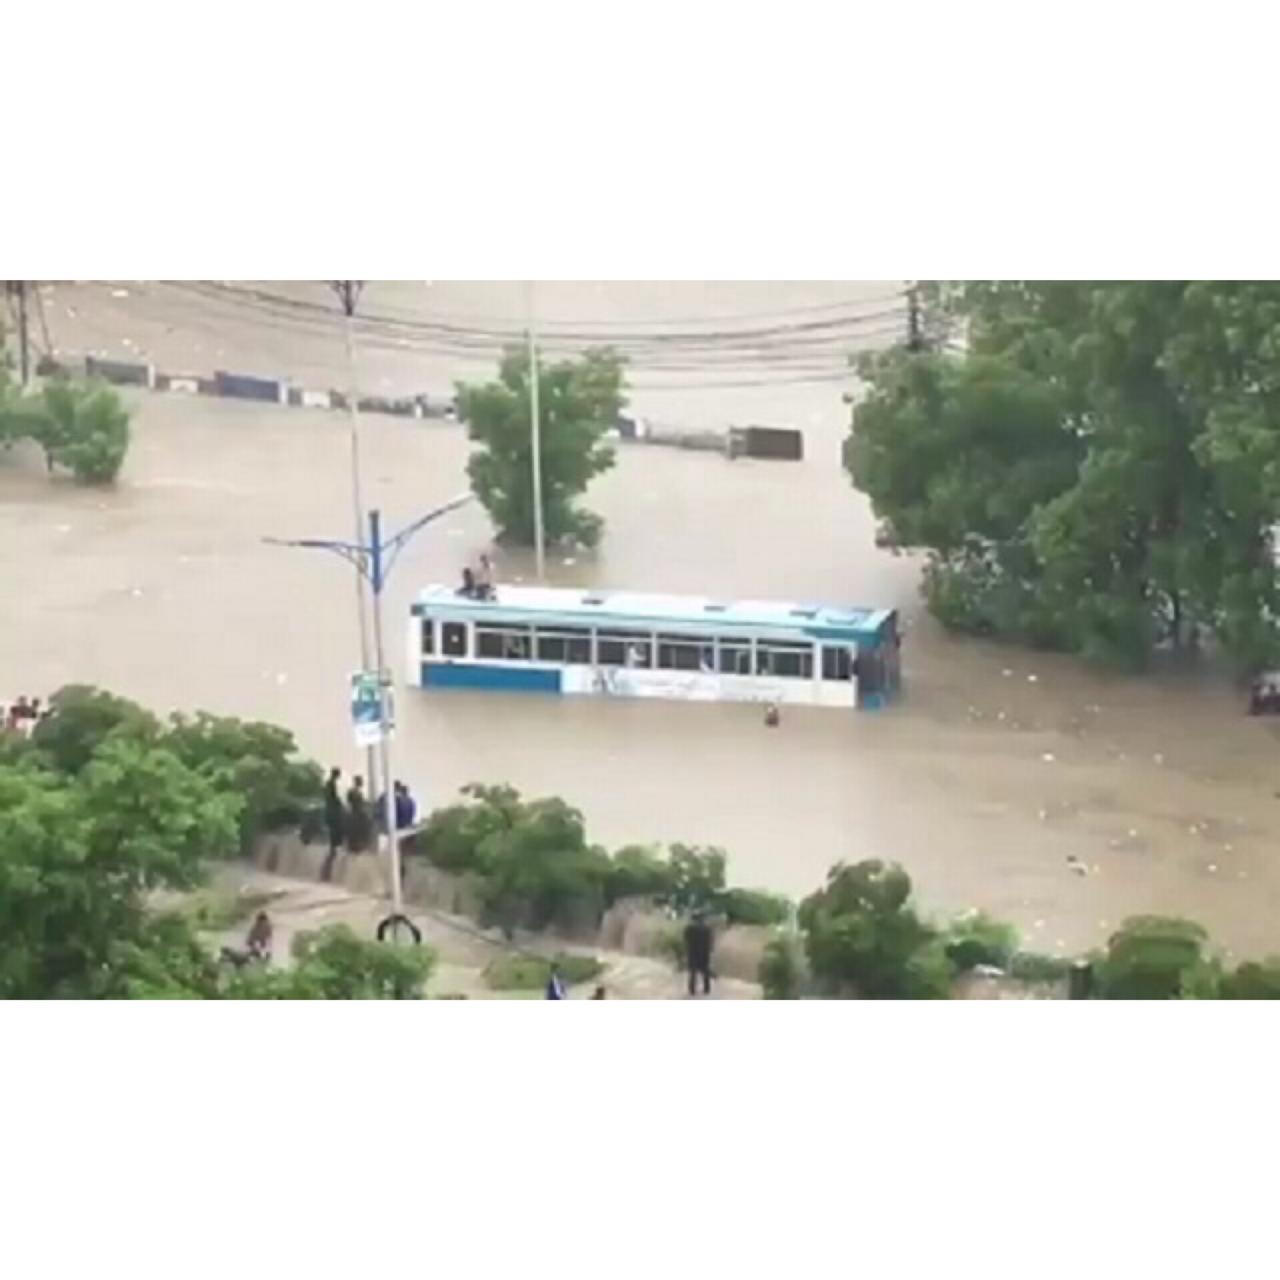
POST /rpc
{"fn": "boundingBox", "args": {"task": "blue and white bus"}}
[408,585,901,710]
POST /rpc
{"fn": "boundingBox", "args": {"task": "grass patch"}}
[482,951,603,991]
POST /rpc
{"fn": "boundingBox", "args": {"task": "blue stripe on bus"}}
[421,663,563,694]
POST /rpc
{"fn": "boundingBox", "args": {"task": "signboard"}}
[351,672,384,748]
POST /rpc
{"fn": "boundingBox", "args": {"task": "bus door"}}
[855,645,887,709]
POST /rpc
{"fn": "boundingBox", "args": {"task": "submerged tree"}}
[457,346,625,548]
[848,282,1280,671]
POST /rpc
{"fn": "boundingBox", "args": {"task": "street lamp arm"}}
[261,535,372,583]
[381,493,475,587]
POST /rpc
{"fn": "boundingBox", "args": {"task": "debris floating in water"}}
[562,557,576,567]
[1153,753,1165,765]
[1207,863,1218,873]
[1027,673,1039,683]
[1041,752,1056,763]
[1002,668,1014,678]
[110,288,129,299]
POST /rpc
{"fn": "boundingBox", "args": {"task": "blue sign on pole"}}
[351,672,382,748]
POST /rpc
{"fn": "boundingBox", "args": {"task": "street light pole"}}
[367,509,401,912]
[265,492,474,930]
[330,280,378,800]
[526,281,545,581]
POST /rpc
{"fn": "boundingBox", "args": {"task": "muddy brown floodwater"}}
[4,281,1280,959]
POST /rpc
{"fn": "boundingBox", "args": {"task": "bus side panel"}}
[422,662,563,694]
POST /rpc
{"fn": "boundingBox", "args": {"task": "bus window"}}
[717,638,752,676]
[821,646,852,682]
[442,622,469,659]
[756,641,814,679]
[597,630,652,668]
[421,620,436,657]
[535,627,592,664]
[476,625,531,660]
[657,633,705,672]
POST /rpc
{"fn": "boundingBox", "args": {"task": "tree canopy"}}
[848,282,1280,670]
[457,346,625,548]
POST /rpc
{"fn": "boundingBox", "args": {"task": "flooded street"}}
[4,281,1280,957]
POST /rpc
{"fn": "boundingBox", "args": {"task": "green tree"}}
[457,346,624,548]
[163,711,323,852]
[0,738,241,998]
[666,843,727,915]
[849,282,1280,671]
[605,843,677,906]
[30,684,161,773]
[1095,916,1220,999]
[33,378,131,483]
[798,860,952,998]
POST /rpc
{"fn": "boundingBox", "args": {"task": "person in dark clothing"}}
[684,912,713,997]
[591,985,607,1000]
[394,780,417,830]
[322,767,345,880]
[245,911,273,962]
[545,964,567,1000]
[459,566,477,598]
[345,775,371,853]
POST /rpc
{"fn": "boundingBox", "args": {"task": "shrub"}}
[472,796,611,937]
[1096,916,1219,1000]
[229,924,434,999]
[606,844,676,905]
[759,935,804,999]
[1222,959,1280,999]
[944,911,1019,972]
[723,887,792,927]
[798,860,951,998]
[482,951,603,991]
[418,782,523,873]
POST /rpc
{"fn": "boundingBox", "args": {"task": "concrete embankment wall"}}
[38,352,804,464]
[250,828,772,983]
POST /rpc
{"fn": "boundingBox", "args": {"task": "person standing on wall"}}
[345,775,371,853]
[322,767,345,881]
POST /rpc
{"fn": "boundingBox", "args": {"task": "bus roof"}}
[411,584,895,642]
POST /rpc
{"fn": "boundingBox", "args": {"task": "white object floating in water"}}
[275,673,288,685]
[1033,919,1045,930]
[562,557,576,566]
[111,288,129,299]
[1027,673,1038,683]
[1002,668,1014,678]
[1038,808,1048,821]
[1153,753,1165,765]
[1128,829,1138,839]
[130,587,144,598]
[1041,752,1056,763]
[1207,863,1218,873]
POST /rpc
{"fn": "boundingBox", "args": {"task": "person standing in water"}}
[322,767,345,881]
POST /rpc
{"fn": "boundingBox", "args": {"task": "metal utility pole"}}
[265,493,474,929]
[906,284,924,353]
[526,281,546,580]
[329,280,378,800]
[5,281,31,384]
